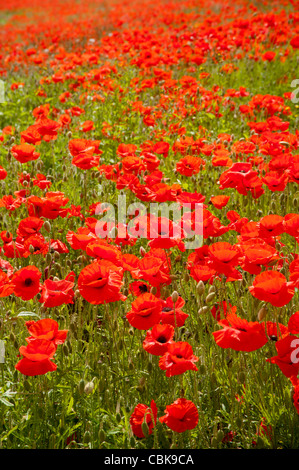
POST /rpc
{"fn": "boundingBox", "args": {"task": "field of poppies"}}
[1,0,299,451]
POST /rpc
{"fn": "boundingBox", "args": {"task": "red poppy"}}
[129,400,158,438]
[266,335,299,379]
[11,143,40,163]
[143,324,175,356]
[288,312,299,335]
[25,318,68,345]
[176,155,205,177]
[39,277,75,308]
[17,217,44,240]
[210,195,230,209]
[159,341,199,377]
[159,398,199,433]
[11,266,42,301]
[15,357,57,376]
[78,260,126,305]
[213,312,268,352]
[126,293,162,330]
[207,242,241,280]
[249,270,295,307]
[160,296,189,327]
[0,271,14,297]
[0,166,7,180]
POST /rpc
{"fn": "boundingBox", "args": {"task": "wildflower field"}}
[1,0,299,451]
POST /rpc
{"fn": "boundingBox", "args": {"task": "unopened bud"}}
[258,306,267,321]
[84,381,95,395]
[140,246,146,257]
[44,221,51,233]
[205,292,216,303]
[171,291,179,303]
[197,281,205,296]
[198,306,209,314]
[99,429,106,443]
[141,421,149,438]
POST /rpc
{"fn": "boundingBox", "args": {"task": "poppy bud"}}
[205,292,216,303]
[99,429,106,443]
[29,244,35,254]
[67,131,72,139]
[171,291,179,303]
[150,286,157,295]
[84,381,94,395]
[139,246,146,257]
[141,421,149,438]
[258,306,267,321]
[217,430,224,442]
[197,281,205,296]
[198,306,209,314]
[44,221,51,233]
[83,431,91,444]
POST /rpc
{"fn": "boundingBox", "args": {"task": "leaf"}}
[67,396,74,415]
[16,312,41,319]
[0,396,14,407]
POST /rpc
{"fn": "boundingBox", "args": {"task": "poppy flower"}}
[11,266,42,301]
[15,356,57,376]
[213,312,268,352]
[17,217,44,240]
[131,253,171,288]
[11,143,40,163]
[210,195,230,209]
[25,318,68,345]
[78,260,126,305]
[266,335,299,379]
[0,166,7,180]
[39,277,75,308]
[238,239,279,275]
[160,296,189,327]
[129,400,158,438]
[207,242,241,280]
[0,271,14,297]
[66,227,97,251]
[159,341,199,377]
[85,239,123,266]
[249,270,295,307]
[23,235,49,257]
[257,215,284,239]
[159,398,199,433]
[176,155,205,177]
[288,312,299,335]
[28,192,69,220]
[143,324,175,356]
[126,293,162,330]
[129,281,150,297]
